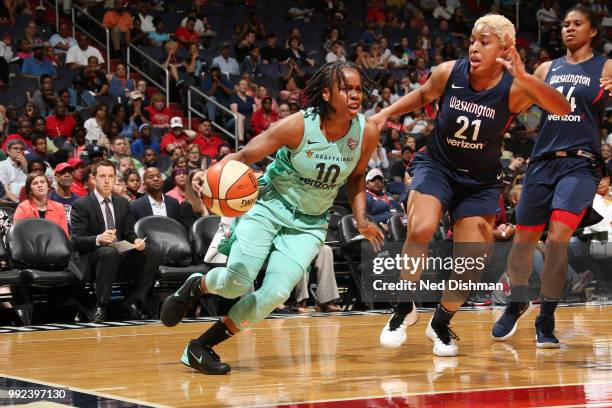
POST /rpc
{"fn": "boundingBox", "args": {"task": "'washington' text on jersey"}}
[448,96,496,119]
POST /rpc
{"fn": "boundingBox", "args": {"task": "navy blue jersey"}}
[532,54,608,159]
[428,59,514,177]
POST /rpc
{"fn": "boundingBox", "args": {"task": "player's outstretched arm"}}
[346,120,385,252]
[222,112,305,165]
[369,61,454,130]
[502,35,570,115]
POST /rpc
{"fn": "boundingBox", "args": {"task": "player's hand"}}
[600,77,612,96]
[357,220,385,252]
[496,34,527,80]
[369,111,390,131]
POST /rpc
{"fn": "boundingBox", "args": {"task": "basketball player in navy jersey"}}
[370,14,570,357]
[492,5,611,349]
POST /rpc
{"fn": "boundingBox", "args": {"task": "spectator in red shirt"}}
[2,118,33,150]
[144,93,172,129]
[45,102,76,139]
[160,117,190,155]
[175,16,199,47]
[68,158,88,197]
[193,119,223,160]
[250,97,279,137]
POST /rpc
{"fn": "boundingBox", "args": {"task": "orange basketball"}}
[201,160,259,217]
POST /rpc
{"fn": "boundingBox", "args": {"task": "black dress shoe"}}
[92,306,106,323]
[123,301,146,320]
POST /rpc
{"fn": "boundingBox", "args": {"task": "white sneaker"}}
[380,302,419,348]
[425,317,459,357]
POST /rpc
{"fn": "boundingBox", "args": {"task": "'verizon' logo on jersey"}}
[448,96,496,119]
[549,74,591,87]
[547,113,583,122]
[299,177,336,190]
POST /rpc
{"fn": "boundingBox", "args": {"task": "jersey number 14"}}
[555,86,577,112]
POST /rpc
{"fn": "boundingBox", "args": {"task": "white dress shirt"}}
[148,194,167,217]
[0,157,27,196]
[94,189,115,229]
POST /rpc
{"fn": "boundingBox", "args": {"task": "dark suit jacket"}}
[70,191,137,279]
[129,194,180,221]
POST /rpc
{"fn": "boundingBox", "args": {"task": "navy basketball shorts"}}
[515,157,600,227]
[409,152,502,220]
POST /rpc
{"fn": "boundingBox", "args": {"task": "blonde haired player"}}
[371,14,570,357]
[160,61,384,374]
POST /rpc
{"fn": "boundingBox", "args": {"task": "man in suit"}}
[71,160,162,322]
[130,167,180,221]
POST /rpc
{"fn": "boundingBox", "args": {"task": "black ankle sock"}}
[397,301,414,314]
[432,304,455,326]
[539,297,558,317]
[196,319,234,347]
[509,284,529,303]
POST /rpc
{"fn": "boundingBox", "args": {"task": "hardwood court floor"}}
[0,305,611,407]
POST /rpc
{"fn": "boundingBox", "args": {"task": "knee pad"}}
[259,284,291,313]
[215,262,253,299]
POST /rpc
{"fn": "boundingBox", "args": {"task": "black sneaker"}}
[161,273,203,327]
[535,314,560,349]
[379,302,418,348]
[491,301,530,341]
[181,340,231,375]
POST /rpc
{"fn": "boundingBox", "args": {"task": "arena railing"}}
[187,86,239,152]
[71,5,111,73]
[41,0,60,31]
[126,44,171,107]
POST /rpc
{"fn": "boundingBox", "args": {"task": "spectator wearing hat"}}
[86,144,106,164]
[131,123,160,157]
[160,117,190,155]
[69,158,88,196]
[108,63,135,104]
[0,140,28,203]
[389,145,414,182]
[365,168,403,224]
[165,166,188,203]
[128,90,148,124]
[14,171,68,236]
[211,43,240,76]
[45,101,76,139]
[50,162,79,227]
[130,167,180,221]
[250,96,279,137]
[21,40,57,78]
[103,0,133,57]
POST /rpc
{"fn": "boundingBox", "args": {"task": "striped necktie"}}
[103,198,115,230]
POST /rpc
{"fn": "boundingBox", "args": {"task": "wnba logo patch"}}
[347,138,357,150]
[306,150,313,158]
[240,320,249,327]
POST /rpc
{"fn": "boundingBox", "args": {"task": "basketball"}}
[201,160,259,217]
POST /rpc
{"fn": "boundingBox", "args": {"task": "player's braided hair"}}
[303,61,379,121]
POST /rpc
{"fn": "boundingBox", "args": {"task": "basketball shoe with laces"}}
[426,317,459,357]
[380,302,418,348]
[181,340,231,375]
[491,301,530,341]
[161,273,204,327]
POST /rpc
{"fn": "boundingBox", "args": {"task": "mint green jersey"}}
[263,108,365,216]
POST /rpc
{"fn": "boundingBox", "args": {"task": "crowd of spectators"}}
[0,0,610,323]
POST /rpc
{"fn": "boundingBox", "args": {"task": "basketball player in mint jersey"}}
[160,61,384,374]
[370,14,570,357]
[492,5,612,349]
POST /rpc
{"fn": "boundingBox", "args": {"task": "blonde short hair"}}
[473,14,516,47]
